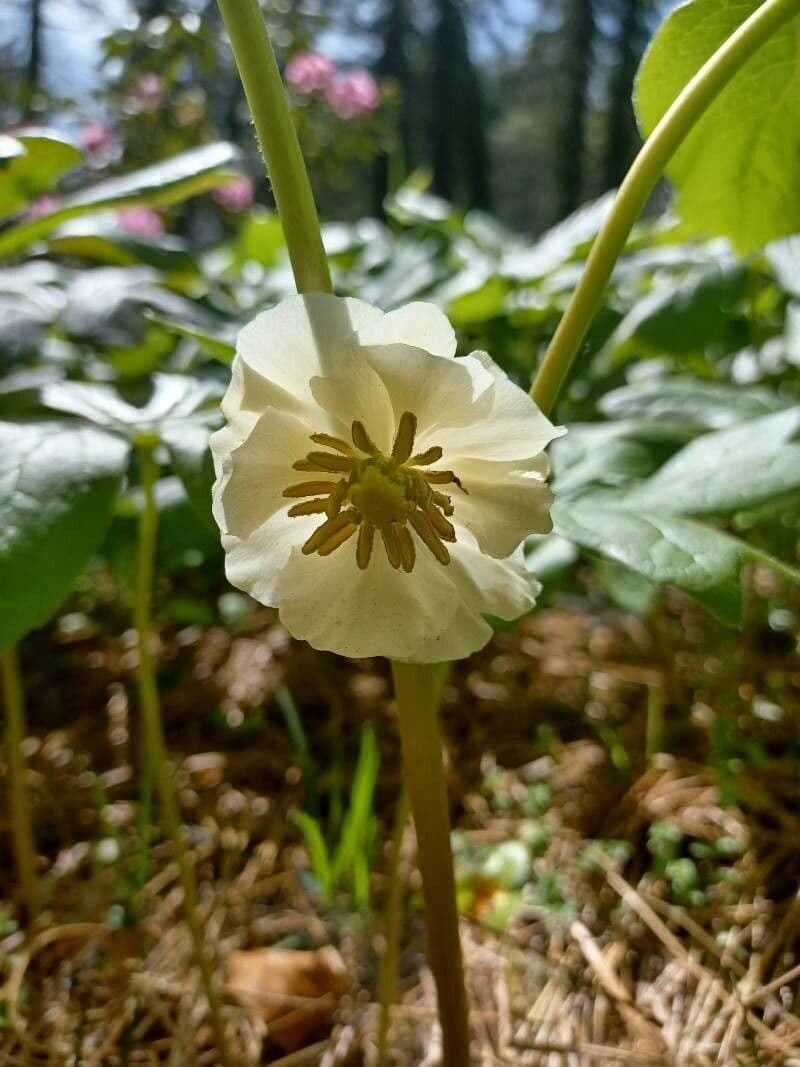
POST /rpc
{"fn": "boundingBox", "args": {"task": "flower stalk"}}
[215,5,474,1059]
[2,645,42,920]
[530,0,800,417]
[215,0,332,295]
[134,442,231,1067]
[392,662,470,1066]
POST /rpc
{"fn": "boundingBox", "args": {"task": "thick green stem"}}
[391,662,470,1066]
[215,0,332,295]
[134,444,232,1067]
[2,646,42,920]
[530,0,800,416]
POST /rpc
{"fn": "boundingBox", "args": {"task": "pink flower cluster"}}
[117,206,164,237]
[285,52,379,119]
[80,121,117,154]
[212,175,255,213]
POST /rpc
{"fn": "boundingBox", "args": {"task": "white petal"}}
[402,601,494,663]
[450,455,554,557]
[223,507,317,607]
[234,294,385,417]
[355,302,457,358]
[449,532,540,619]
[434,351,565,461]
[211,407,327,539]
[364,344,493,440]
[310,347,396,452]
[396,534,539,663]
[275,537,462,660]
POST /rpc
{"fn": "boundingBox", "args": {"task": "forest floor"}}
[1,563,799,1066]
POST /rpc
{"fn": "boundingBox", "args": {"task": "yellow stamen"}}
[409,510,451,565]
[356,522,375,570]
[424,503,457,543]
[310,432,356,456]
[302,511,358,556]
[283,480,338,498]
[432,491,454,516]
[300,451,357,473]
[391,411,417,464]
[397,525,416,573]
[288,499,330,517]
[285,413,464,572]
[351,420,381,456]
[421,469,464,489]
[408,445,443,467]
[381,523,403,570]
[317,520,358,556]
[325,479,349,519]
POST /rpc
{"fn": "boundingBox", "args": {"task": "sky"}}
[1,0,542,108]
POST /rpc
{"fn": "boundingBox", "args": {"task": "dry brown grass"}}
[1,568,799,1064]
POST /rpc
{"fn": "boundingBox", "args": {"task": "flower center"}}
[282,411,464,572]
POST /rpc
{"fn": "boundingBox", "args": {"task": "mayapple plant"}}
[210,0,800,1063]
[210,294,562,660]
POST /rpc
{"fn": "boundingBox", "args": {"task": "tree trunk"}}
[556,0,596,218]
[604,0,647,189]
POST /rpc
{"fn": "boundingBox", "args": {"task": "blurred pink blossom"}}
[117,206,164,237]
[326,70,380,119]
[212,175,255,213]
[80,121,116,153]
[26,195,61,219]
[132,73,165,113]
[285,52,335,93]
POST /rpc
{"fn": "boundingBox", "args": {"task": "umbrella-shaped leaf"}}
[0,421,129,648]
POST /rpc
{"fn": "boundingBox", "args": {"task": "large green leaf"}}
[600,261,748,361]
[0,142,241,260]
[628,408,800,515]
[0,421,129,648]
[600,378,783,428]
[42,373,222,436]
[0,130,84,221]
[553,494,745,623]
[635,0,800,251]
[161,416,221,529]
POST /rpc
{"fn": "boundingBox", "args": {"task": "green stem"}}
[2,646,42,920]
[215,0,332,295]
[391,662,470,1066]
[530,0,800,416]
[376,783,410,1067]
[134,444,232,1067]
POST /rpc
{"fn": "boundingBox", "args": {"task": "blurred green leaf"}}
[628,408,800,515]
[161,416,219,528]
[0,142,241,259]
[0,130,83,221]
[553,493,745,623]
[601,261,748,361]
[600,379,783,429]
[0,421,128,648]
[636,0,800,251]
[595,559,659,615]
[42,373,221,436]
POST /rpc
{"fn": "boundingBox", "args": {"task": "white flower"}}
[210,294,564,662]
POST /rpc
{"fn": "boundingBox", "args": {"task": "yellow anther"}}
[283,480,338,498]
[351,420,381,456]
[391,411,418,464]
[310,432,356,456]
[356,522,375,570]
[287,413,463,571]
[302,511,358,556]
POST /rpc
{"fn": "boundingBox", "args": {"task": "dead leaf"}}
[227,945,347,1051]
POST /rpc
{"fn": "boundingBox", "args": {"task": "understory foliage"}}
[1,131,799,645]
